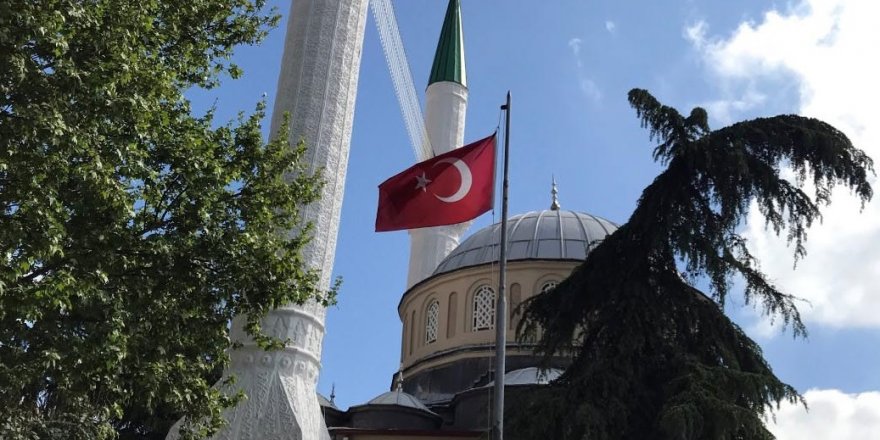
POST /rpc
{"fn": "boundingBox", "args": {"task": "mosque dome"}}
[364,389,435,413]
[317,393,338,410]
[397,176,621,412]
[347,388,441,431]
[433,209,619,275]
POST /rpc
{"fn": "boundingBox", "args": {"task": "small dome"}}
[349,389,442,430]
[434,210,618,275]
[317,393,337,410]
[366,390,435,414]
[486,367,563,386]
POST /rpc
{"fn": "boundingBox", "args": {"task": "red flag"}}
[376,134,496,232]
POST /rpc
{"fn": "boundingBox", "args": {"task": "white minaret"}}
[166,1,368,439]
[407,0,470,288]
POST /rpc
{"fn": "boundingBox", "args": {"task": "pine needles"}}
[515,89,873,440]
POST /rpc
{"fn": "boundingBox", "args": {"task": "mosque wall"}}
[398,260,579,371]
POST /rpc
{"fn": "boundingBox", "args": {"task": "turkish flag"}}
[376,134,496,232]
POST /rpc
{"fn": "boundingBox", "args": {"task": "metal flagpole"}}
[492,91,512,440]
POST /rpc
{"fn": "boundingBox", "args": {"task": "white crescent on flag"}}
[432,158,472,203]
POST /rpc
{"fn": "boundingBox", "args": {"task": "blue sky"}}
[189,1,880,437]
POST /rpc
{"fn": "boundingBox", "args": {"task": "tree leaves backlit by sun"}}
[515,89,873,440]
[0,1,332,439]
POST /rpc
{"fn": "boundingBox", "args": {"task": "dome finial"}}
[550,176,561,210]
[330,383,336,404]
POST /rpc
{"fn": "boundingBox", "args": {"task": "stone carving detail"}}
[166,0,367,439]
[167,309,334,439]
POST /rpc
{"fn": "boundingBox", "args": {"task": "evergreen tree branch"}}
[516,89,872,440]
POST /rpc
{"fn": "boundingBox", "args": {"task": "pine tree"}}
[515,89,873,440]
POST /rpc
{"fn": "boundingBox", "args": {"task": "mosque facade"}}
[319,207,617,439]
[304,0,620,438]
[177,0,618,438]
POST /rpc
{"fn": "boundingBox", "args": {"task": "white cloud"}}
[605,20,616,34]
[567,37,601,102]
[578,78,602,102]
[689,0,880,329]
[703,87,767,126]
[683,20,708,49]
[568,37,582,56]
[770,389,880,440]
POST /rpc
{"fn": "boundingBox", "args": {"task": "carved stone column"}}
[166,1,368,438]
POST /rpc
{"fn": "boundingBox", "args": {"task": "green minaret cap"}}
[428,0,466,87]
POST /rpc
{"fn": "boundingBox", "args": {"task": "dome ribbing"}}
[433,210,618,275]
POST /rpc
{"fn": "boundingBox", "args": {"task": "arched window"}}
[472,285,495,330]
[425,300,440,344]
[540,281,558,293]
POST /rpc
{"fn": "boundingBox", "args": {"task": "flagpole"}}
[492,91,511,440]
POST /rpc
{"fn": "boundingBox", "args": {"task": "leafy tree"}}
[0,1,331,438]
[516,89,873,440]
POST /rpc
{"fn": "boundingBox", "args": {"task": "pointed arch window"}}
[472,285,495,331]
[425,300,440,344]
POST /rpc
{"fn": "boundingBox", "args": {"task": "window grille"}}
[425,300,439,343]
[472,285,495,330]
[540,281,558,293]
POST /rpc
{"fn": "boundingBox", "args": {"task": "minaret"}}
[166,1,369,439]
[407,0,470,288]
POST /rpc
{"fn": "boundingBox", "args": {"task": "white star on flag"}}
[414,172,431,192]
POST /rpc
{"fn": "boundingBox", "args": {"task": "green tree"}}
[516,89,873,439]
[0,1,330,439]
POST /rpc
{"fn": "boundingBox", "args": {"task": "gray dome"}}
[317,393,337,409]
[365,390,435,414]
[434,210,618,275]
